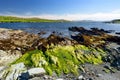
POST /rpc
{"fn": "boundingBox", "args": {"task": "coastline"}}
[0,27,120,80]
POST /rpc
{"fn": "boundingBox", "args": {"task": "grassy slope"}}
[0,16,68,23]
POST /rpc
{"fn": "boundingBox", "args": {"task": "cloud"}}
[36,11,120,21]
[1,10,120,21]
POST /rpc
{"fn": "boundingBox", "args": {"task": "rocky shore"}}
[0,27,120,80]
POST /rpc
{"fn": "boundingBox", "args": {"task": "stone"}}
[96,74,102,77]
[43,75,49,79]
[29,77,41,80]
[1,63,26,80]
[115,32,120,35]
[0,50,21,66]
[28,68,46,76]
[0,66,6,79]
[56,78,64,80]
[0,66,4,71]
[78,75,84,80]
[18,72,29,80]
[88,78,93,80]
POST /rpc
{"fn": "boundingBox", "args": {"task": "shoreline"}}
[0,27,120,80]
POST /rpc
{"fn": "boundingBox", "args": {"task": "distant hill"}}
[111,19,120,23]
[105,19,120,23]
[0,16,69,23]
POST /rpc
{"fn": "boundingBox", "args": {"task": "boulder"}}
[0,50,21,66]
[1,63,26,80]
[1,64,46,80]
[115,32,120,35]
[28,68,46,76]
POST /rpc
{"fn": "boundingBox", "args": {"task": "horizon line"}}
[1,10,120,21]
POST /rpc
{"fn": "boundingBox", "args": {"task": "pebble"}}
[96,74,102,77]
[56,78,63,80]
[78,75,84,80]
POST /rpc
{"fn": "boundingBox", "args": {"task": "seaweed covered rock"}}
[0,28,39,54]
[71,34,107,47]
[69,27,111,35]
[1,27,120,80]
[105,36,120,45]
[69,27,116,47]
[12,45,106,76]
[32,34,78,52]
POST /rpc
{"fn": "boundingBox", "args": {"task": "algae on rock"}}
[12,44,106,76]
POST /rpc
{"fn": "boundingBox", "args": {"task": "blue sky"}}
[0,0,120,20]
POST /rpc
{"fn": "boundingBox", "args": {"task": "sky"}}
[0,0,120,21]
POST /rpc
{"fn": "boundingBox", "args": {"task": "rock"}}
[19,68,46,80]
[0,66,4,71]
[43,75,49,79]
[29,77,41,80]
[0,50,21,66]
[1,63,26,80]
[38,31,46,35]
[0,66,6,79]
[28,68,46,76]
[69,27,86,32]
[0,31,10,39]
[56,78,64,80]
[91,27,112,33]
[115,32,120,35]
[88,78,93,80]
[19,72,29,80]
[78,75,84,80]
[106,36,120,45]
[96,74,102,77]
[0,28,39,54]
[117,47,120,52]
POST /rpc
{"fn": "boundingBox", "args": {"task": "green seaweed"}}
[12,44,106,76]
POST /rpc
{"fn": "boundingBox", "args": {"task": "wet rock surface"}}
[0,28,39,53]
[0,27,120,80]
[68,26,120,80]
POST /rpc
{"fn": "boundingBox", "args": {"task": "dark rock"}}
[117,47,120,52]
[106,36,120,45]
[18,72,29,80]
[38,44,47,52]
[69,27,86,32]
[88,78,93,80]
[38,31,46,35]
[115,32,120,35]
[71,35,84,42]
[91,28,113,33]
[96,74,102,77]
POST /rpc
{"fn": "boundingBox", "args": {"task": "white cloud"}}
[33,13,120,21]
[1,10,120,21]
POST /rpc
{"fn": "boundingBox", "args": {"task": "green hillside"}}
[111,19,120,23]
[0,16,68,23]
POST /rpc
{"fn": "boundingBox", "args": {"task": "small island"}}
[105,19,120,24]
[111,19,120,23]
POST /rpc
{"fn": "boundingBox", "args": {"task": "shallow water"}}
[0,21,120,37]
